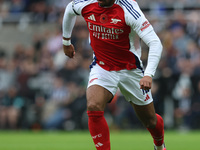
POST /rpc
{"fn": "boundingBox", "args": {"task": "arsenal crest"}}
[100,14,108,24]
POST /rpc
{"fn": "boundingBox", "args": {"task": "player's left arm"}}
[140,30,163,90]
[126,1,163,90]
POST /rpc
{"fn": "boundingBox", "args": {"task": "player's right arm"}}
[62,0,92,58]
[62,2,77,58]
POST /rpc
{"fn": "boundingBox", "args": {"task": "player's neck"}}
[98,0,115,8]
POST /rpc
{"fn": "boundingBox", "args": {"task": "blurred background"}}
[0,0,200,131]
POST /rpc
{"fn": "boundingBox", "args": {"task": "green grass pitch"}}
[0,130,199,150]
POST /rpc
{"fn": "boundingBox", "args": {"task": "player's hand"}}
[140,76,152,91]
[63,44,75,58]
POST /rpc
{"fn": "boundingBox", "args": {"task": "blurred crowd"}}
[0,0,200,23]
[0,1,200,131]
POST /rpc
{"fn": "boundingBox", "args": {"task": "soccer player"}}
[62,0,166,150]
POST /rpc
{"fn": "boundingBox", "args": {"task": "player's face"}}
[98,0,115,7]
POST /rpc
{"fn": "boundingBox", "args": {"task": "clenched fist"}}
[63,44,75,58]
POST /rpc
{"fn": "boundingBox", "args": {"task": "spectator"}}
[9,0,25,13]
[188,80,200,129]
[0,50,16,98]
[173,59,193,128]
[41,76,77,129]
[0,85,24,129]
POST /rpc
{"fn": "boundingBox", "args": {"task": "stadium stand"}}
[0,0,200,130]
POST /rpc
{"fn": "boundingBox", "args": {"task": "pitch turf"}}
[0,130,199,150]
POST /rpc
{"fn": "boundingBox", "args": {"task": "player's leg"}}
[87,85,113,150]
[87,85,113,111]
[131,102,165,150]
[118,68,165,150]
[86,63,118,150]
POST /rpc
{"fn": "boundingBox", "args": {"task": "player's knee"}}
[144,117,157,129]
[87,101,104,111]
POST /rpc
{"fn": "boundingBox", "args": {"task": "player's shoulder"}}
[72,0,97,14]
[116,0,139,7]
[116,0,141,14]
[116,0,142,20]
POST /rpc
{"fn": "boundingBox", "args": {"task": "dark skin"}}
[63,0,157,129]
[97,0,115,7]
[63,0,153,91]
[63,37,75,58]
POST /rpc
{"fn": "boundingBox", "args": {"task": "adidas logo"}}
[95,142,103,147]
[88,14,96,21]
[145,94,150,101]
